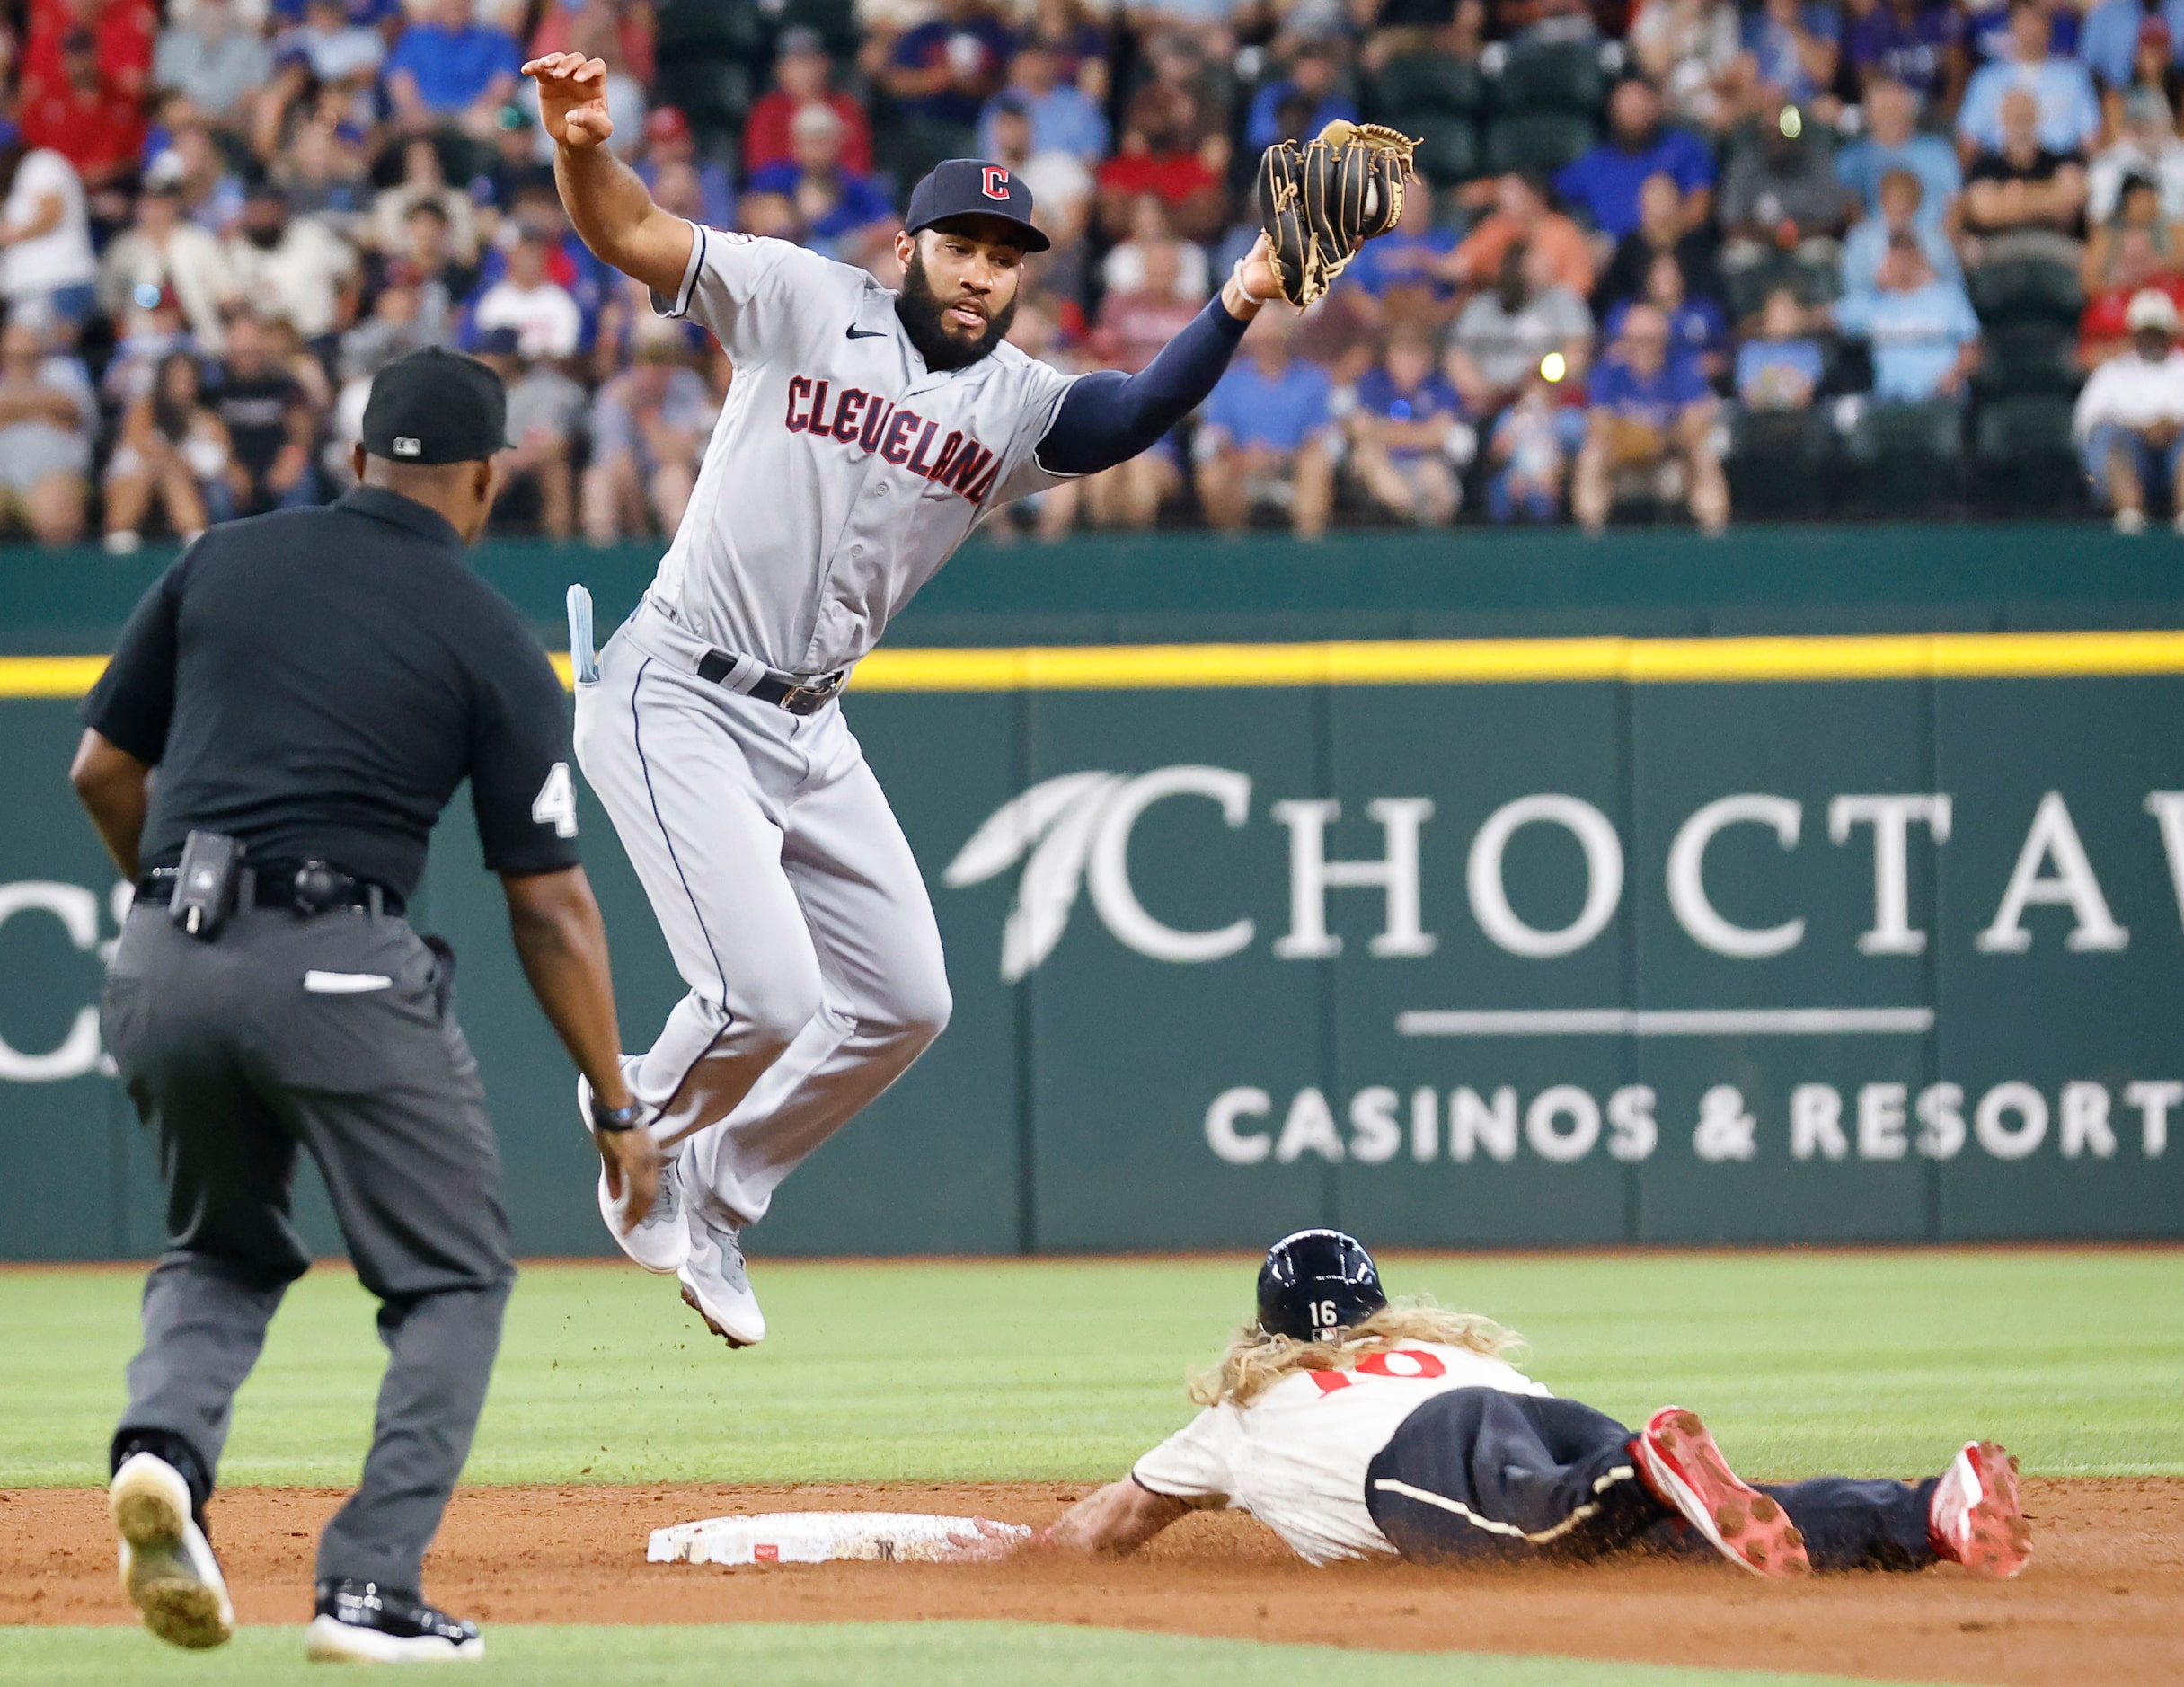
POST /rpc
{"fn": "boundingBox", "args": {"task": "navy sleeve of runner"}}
[1038,295,1254,477]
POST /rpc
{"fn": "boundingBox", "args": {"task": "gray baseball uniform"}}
[574,224,1077,1227]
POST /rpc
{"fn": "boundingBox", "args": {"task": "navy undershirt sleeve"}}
[1038,294,1254,477]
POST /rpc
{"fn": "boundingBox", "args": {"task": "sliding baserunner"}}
[962,1229,2032,1578]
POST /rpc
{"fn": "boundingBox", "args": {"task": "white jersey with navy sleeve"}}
[1130,1344,1552,1565]
[646,221,1076,674]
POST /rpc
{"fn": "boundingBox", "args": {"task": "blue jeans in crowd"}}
[2082,423,2184,507]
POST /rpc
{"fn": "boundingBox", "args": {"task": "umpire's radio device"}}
[169,830,245,941]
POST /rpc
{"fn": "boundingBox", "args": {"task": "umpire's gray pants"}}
[102,904,515,1594]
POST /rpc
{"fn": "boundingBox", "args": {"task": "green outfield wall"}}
[2,527,2181,1258]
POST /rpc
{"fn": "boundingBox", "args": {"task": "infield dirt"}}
[4,1479,2177,1685]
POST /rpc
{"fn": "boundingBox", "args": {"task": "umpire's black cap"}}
[906,159,1051,252]
[360,347,510,466]
[1257,1229,1388,1343]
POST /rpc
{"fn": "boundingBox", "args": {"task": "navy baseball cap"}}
[905,159,1050,253]
[361,347,509,465]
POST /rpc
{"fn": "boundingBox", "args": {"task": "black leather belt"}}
[695,649,846,716]
[136,861,405,918]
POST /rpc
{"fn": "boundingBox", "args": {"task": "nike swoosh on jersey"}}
[845,325,888,340]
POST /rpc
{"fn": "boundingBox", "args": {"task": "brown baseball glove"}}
[1254,119,1419,308]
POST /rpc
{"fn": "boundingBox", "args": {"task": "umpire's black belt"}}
[696,649,846,716]
[136,861,405,919]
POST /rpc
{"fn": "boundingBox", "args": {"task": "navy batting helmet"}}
[1256,1229,1387,1343]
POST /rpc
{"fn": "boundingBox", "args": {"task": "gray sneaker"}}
[678,1203,765,1347]
[578,1072,686,1274]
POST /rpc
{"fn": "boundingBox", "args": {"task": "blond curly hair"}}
[1189,1298,1525,1409]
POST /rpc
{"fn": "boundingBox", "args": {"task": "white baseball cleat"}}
[578,1072,687,1274]
[110,1452,234,1650]
[1929,1440,2033,1578]
[679,1202,765,1347]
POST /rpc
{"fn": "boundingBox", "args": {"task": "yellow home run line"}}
[13,630,2184,701]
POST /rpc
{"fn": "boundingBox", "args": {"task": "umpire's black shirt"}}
[83,487,579,898]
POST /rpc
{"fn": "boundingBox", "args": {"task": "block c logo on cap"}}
[393,437,422,458]
[981,166,1011,201]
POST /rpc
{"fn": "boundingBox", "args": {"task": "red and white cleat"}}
[1633,1407,1812,1578]
[1929,1441,2032,1579]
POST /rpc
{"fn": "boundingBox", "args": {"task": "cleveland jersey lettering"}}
[782,379,1001,505]
[644,222,1076,675]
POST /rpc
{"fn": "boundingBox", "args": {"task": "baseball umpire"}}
[68,347,660,1664]
[958,1231,2033,1582]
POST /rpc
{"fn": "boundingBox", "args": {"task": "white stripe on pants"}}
[573,599,951,1227]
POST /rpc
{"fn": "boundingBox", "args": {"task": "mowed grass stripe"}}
[0,1622,1952,1687]
[0,1250,2175,1489]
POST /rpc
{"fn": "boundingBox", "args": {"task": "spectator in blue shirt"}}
[2079,0,2184,91]
[1835,78,1961,228]
[1743,0,1842,106]
[1840,167,1961,296]
[1845,0,1966,106]
[1245,39,1358,153]
[1826,234,1983,402]
[640,106,734,232]
[1348,333,1472,525]
[1486,375,1578,522]
[1958,0,2102,155]
[743,105,896,261]
[885,0,1016,136]
[977,44,1108,163]
[1574,302,1728,534]
[1555,79,1716,243]
[272,0,399,29]
[1605,252,1729,379]
[384,0,521,136]
[1737,286,1826,409]
[1343,189,1460,325]
[1195,310,1337,538]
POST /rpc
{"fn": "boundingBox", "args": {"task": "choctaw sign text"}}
[4,667,2182,1253]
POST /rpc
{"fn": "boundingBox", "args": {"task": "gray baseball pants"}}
[102,905,514,1594]
[573,597,951,1228]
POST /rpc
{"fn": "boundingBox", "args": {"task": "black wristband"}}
[591,1098,645,1134]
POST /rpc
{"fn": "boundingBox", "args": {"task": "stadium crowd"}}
[4,0,2184,546]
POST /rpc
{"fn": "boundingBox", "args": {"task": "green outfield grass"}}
[0,1623,1946,1687]
[0,1248,2176,1490]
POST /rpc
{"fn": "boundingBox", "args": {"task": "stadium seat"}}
[653,0,767,137]
[1410,114,1482,185]
[1367,51,1485,120]
[1972,394,2085,514]
[1846,399,1966,516]
[1485,112,1597,176]
[1975,322,2082,397]
[1967,255,2083,327]
[1726,407,1835,517]
[1490,39,1605,115]
[1791,244,1842,307]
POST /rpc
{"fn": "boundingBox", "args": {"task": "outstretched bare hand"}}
[522,52,614,149]
[934,1520,1044,1563]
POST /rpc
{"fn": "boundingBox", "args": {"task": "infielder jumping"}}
[522,54,1357,1346]
[973,1230,2034,1579]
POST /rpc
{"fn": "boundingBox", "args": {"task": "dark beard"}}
[895,250,1016,372]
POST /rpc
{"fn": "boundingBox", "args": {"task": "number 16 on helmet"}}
[1255,1229,1388,1343]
